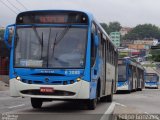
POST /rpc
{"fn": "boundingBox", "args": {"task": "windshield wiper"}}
[46,28,52,67]
[51,25,71,59]
[41,32,44,59]
[55,25,71,45]
[32,26,44,60]
[32,26,42,45]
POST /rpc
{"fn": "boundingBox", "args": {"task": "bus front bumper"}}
[10,78,90,99]
[117,84,129,90]
[145,84,158,88]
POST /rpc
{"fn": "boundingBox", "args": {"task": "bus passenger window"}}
[91,23,97,67]
[91,33,96,67]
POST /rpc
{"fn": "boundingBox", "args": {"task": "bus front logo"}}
[45,78,49,83]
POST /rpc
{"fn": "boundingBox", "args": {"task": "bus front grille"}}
[20,89,75,96]
[21,79,76,85]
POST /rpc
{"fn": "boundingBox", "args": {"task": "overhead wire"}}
[6,0,21,12]
[0,0,18,14]
[15,0,28,10]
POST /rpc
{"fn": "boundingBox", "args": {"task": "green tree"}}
[100,23,108,33]
[123,24,160,40]
[108,22,121,34]
[100,22,121,34]
[0,29,4,41]
[150,45,160,62]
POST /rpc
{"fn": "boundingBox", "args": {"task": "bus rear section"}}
[117,58,144,92]
[117,62,129,91]
[145,73,159,89]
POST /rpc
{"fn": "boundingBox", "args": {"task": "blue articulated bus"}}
[117,58,144,92]
[4,10,118,110]
[145,73,159,89]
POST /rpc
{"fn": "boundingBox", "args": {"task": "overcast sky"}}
[0,0,160,27]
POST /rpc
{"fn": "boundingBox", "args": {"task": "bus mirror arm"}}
[4,24,15,49]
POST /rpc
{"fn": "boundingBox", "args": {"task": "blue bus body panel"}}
[118,58,138,91]
[117,81,126,87]
[8,10,110,100]
[145,82,158,86]
[12,68,86,85]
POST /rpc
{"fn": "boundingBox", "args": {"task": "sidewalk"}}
[0,75,9,84]
[0,81,9,91]
[0,75,9,91]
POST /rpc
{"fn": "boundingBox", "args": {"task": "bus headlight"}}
[76,78,81,82]
[16,76,21,81]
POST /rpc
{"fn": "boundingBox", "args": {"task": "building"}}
[134,39,155,45]
[120,27,132,36]
[121,40,134,47]
[110,32,121,47]
[0,27,5,30]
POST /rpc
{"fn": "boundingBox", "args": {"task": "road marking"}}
[99,102,116,120]
[8,104,25,109]
[115,102,127,107]
[145,112,160,120]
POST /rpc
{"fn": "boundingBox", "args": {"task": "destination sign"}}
[16,11,88,24]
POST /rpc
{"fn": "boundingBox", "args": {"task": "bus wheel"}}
[88,89,98,110]
[88,98,97,110]
[103,82,113,102]
[106,87,113,102]
[100,96,107,102]
[31,98,43,109]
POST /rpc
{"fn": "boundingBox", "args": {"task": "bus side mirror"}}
[94,35,99,47]
[4,24,15,49]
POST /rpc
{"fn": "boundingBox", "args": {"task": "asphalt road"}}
[0,88,160,120]
[114,89,160,114]
[0,90,113,120]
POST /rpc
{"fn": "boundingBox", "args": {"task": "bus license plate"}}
[40,87,54,93]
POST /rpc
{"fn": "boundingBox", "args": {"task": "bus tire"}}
[106,93,113,102]
[128,90,131,93]
[31,98,43,109]
[106,82,113,102]
[100,95,107,102]
[87,89,98,110]
[88,99,97,110]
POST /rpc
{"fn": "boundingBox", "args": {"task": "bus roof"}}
[16,10,94,23]
[16,9,117,51]
[145,73,158,76]
[118,58,144,70]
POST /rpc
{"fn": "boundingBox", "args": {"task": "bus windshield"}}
[14,26,87,68]
[145,75,158,82]
[118,64,126,81]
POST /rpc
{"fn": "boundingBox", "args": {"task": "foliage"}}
[150,47,160,62]
[100,22,121,34]
[118,54,128,58]
[142,64,156,67]
[123,24,160,40]
[0,29,4,40]
[108,22,121,34]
